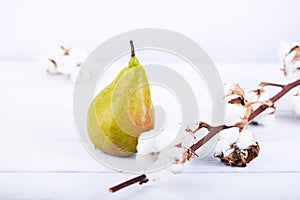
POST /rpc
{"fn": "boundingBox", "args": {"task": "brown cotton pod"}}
[220,143,260,167]
[245,143,260,163]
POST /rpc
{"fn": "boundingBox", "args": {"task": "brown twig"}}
[259,82,285,88]
[109,79,300,193]
[249,79,300,121]
[189,123,231,153]
[108,174,148,193]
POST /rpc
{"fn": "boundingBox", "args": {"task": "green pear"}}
[87,41,154,157]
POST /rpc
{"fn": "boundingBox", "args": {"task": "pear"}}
[87,41,154,157]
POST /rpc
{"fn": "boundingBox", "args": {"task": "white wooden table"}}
[0,61,299,200]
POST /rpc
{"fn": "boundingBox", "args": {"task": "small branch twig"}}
[189,123,231,153]
[259,82,285,88]
[108,174,148,193]
[249,79,300,121]
[109,79,300,193]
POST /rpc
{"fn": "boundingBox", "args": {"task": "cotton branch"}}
[109,79,300,193]
[249,79,300,121]
[190,79,300,154]
[188,123,231,153]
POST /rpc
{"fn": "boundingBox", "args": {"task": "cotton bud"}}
[45,43,88,79]
[223,84,249,127]
[214,127,259,167]
[135,103,196,174]
[214,127,239,158]
[235,129,257,149]
[214,139,234,158]
[217,127,240,146]
[279,41,300,81]
[224,103,247,126]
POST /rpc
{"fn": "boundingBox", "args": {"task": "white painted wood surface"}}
[0,61,299,200]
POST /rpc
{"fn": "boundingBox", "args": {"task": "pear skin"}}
[87,41,154,157]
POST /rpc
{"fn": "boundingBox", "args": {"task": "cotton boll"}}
[218,127,240,144]
[214,139,227,157]
[279,41,300,81]
[44,58,58,74]
[43,44,64,74]
[224,103,247,126]
[284,53,300,81]
[214,127,240,157]
[291,94,300,116]
[136,144,188,176]
[214,127,259,167]
[47,43,66,59]
[137,138,160,154]
[44,42,88,79]
[145,147,193,181]
[214,139,232,157]
[223,84,248,126]
[236,129,256,149]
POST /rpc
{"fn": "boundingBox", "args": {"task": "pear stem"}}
[130,40,135,57]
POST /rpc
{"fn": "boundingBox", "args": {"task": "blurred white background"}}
[1,0,300,63]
